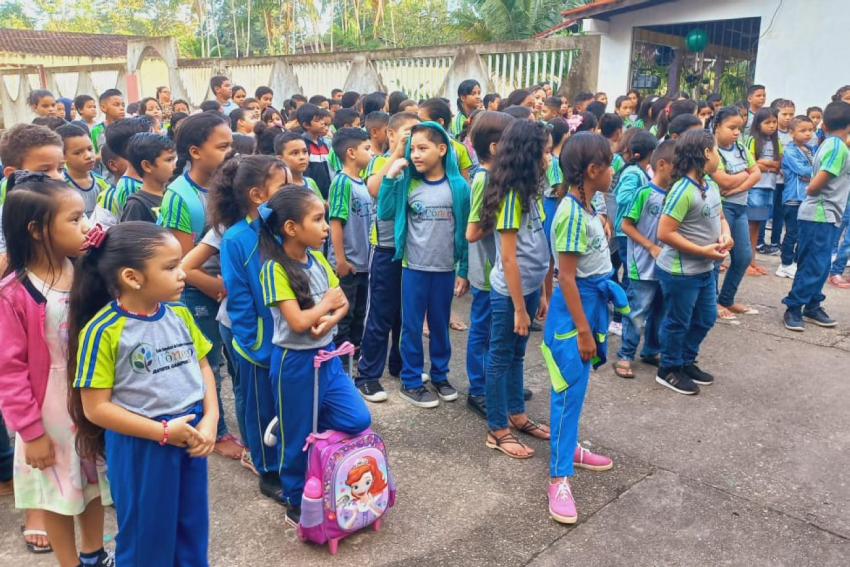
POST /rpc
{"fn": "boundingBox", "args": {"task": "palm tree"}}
[453,0,568,42]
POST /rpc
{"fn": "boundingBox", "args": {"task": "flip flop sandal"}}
[735,307,760,315]
[450,321,469,332]
[640,355,660,367]
[613,361,635,379]
[20,525,52,554]
[511,417,551,440]
[828,275,850,289]
[745,266,763,277]
[485,431,534,459]
[214,433,244,459]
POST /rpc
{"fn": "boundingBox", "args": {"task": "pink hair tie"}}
[566,114,584,133]
[81,223,108,252]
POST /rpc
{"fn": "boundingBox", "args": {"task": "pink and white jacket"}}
[0,272,51,442]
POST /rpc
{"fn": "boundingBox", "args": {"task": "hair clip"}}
[81,223,108,251]
[566,114,584,133]
[664,106,672,115]
[12,170,50,185]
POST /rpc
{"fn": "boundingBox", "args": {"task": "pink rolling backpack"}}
[267,342,395,555]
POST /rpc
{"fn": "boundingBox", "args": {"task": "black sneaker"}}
[784,310,804,331]
[285,505,301,528]
[683,363,714,385]
[259,473,286,505]
[399,386,439,408]
[766,244,781,255]
[655,367,700,395]
[803,307,838,327]
[467,394,487,419]
[431,380,458,401]
[95,549,115,567]
[756,243,770,255]
[524,388,533,401]
[357,381,388,403]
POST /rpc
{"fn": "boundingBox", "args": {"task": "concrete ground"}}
[2,251,850,566]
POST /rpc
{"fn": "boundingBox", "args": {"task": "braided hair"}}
[559,132,613,211]
[671,129,716,199]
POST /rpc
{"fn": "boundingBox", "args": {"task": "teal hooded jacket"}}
[376,121,470,278]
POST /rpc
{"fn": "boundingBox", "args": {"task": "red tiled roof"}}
[561,0,659,18]
[0,28,142,58]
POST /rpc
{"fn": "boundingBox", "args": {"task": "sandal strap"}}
[514,418,544,435]
[489,431,526,448]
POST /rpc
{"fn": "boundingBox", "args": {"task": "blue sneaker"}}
[784,311,804,332]
[803,307,837,328]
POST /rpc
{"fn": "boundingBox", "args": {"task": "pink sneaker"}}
[573,444,613,471]
[548,479,577,524]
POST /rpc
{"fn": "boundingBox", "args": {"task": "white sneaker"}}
[607,321,622,336]
[775,263,797,279]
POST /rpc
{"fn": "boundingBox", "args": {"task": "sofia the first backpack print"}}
[297,343,396,555]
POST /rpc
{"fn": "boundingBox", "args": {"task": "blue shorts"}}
[747,188,773,221]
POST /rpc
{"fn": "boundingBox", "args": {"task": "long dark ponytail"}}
[67,222,175,459]
[671,129,715,198]
[258,186,324,309]
[208,154,288,229]
[171,112,229,182]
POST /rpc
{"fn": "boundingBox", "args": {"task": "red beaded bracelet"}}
[159,420,169,446]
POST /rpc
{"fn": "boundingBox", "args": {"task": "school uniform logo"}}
[649,203,661,216]
[590,234,606,252]
[130,341,197,374]
[409,200,452,221]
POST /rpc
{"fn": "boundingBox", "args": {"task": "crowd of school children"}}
[0,73,848,566]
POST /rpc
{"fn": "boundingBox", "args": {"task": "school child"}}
[73,95,98,131]
[483,94,501,111]
[656,129,732,395]
[89,89,125,157]
[328,128,374,363]
[544,132,617,524]
[28,89,57,118]
[231,85,247,107]
[121,133,177,223]
[598,113,623,146]
[297,103,333,198]
[333,108,361,133]
[614,140,676,378]
[378,122,470,408]
[158,111,243,459]
[711,107,761,320]
[464,111,515,418]
[92,117,153,225]
[472,120,551,458]
[777,116,816,279]
[615,96,635,128]
[356,111,421,402]
[68,221,217,565]
[254,122,284,156]
[668,114,703,140]
[255,86,275,110]
[543,118,570,246]
[366,111,390,155]
[418,98,476,181]
[572,91,594,114]
[230,107,257,137]
[99,144,126,184]
[137,97,165,134]
[0,173,111,566]
[188,156,290,497]
[210,75,237,115]
[541,97,562,122]
[697,100,714,128]
[761,99,797,253]
[57,124,111,217]
[275,132,323,198]
[452,80,482,137]
[745,84,766,132]
[782,101,850,330]
[259,186,371,526]
[746,108,783,271]
[807,106,824,144]
[645,97,672,137]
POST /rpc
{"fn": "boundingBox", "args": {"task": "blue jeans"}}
[715,202,752,307]
[784,221,836,314]
[465,287,491,397]
[0,413,13,482]
[780,204,800,266]
[485,290,539,430]
[830,207,850,276]
[658,269,718,369]
[617,279,663,362]
[182,286,228,439]
[219,323,247,445]
[758,185,784,246]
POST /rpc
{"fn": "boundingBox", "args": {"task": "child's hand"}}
[392,128,412,158]
[514,309,531,336]
[166,414,202,448]
[700,243,728,260]
[454,277,469,298]
[650,245,663,259]
[336,259,355,277]
[536,296,549,321]
[187,417,216,458]
[321,287,347,311]
[387,158,409,179]
[717,234,734,251]
[216,276,227,302]
[24,433,55,470]
[311,315,332,339]
[577,329,596,362]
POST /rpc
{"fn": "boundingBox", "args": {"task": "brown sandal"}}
[510,416,551,440]
[485,431,534,459]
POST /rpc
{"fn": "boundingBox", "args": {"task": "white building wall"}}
[591,0,847,109]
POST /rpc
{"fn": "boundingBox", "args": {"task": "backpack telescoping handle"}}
[311,342,356,434]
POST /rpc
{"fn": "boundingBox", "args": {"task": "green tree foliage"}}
[0,2,35,29]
